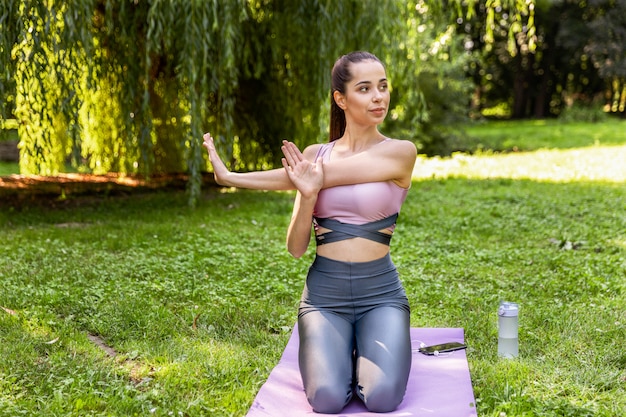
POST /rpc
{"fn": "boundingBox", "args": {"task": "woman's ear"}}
[333,90,347,110]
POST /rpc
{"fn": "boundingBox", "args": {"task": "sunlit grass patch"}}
[413,144,626,183]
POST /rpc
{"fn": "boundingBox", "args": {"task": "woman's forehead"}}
[349,60,387,84]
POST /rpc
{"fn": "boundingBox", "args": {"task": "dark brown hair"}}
[329,51,384,141]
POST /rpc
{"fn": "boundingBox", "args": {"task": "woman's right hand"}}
[203,132,231,186]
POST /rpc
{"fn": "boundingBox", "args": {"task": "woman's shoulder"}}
[302,143,327,160]
[380,137,417,157]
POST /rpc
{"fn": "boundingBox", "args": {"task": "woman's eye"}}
[379,84,388,91]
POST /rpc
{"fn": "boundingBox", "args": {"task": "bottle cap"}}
[498,301,519,317]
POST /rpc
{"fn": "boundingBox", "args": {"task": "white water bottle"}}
[498,301,519,358]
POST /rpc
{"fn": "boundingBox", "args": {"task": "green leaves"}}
[3,1,415,198]
[4,0,625,209]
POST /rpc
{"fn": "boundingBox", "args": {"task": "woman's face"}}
[335,60,390,126]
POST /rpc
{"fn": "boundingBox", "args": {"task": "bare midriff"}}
[315,226,392,262]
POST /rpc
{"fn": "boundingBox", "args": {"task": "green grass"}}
[463,118,626,152]
[1,120,626,416]
[0,162,18,176]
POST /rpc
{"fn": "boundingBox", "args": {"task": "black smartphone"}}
[418,341,467,355]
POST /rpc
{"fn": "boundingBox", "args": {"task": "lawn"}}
[463,118,626,151]
[1,119,625,416]
[0,162,18,176]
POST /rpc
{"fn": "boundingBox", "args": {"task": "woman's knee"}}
[306,384,352,414]
[361,380,405,412]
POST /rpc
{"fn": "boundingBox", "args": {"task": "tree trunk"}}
[512,54,528,118]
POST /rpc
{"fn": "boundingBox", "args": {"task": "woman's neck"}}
[338,125,385,153]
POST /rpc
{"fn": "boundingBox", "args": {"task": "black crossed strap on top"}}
[313,213,399,246]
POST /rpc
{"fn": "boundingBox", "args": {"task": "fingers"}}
[202,132,214,151]
[203,133,221,166]
[283,140,304,158]
[280,142,293,166]
[202,132,224,170]
[281,140,304,167]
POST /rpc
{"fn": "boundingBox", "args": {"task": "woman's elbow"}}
[287,246,306,259]
[287,241,308,258]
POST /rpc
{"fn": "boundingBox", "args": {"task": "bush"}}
[559,103,608,123]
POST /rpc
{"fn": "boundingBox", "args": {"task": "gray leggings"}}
[298,254,411,413]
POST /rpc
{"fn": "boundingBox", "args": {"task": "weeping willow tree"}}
[1,0,535,204]
[1,0,411,204]
[3,0,255,203]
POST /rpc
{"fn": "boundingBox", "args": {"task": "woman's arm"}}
[203,133,295,190]
[282,138,417,189]
[205,133,417,191]
[284,154,323,258]
[285,192,317,258]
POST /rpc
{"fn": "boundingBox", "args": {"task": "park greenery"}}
[1,119,625,416]
[2,0,626,205]
[1,2,625,414]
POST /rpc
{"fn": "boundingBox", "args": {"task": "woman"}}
[203,51,417,413]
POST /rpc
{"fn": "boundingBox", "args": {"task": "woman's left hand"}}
[281,140,323,199]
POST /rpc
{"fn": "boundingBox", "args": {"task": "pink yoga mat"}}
[247,326,477,416]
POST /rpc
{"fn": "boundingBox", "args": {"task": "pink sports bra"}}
[312,141,409,245]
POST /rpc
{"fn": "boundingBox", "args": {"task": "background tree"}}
[2,0,424,204]
[572,0,626,114]
[459,0,625,118]
[382,1,476,155]
[3,0,622,205]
